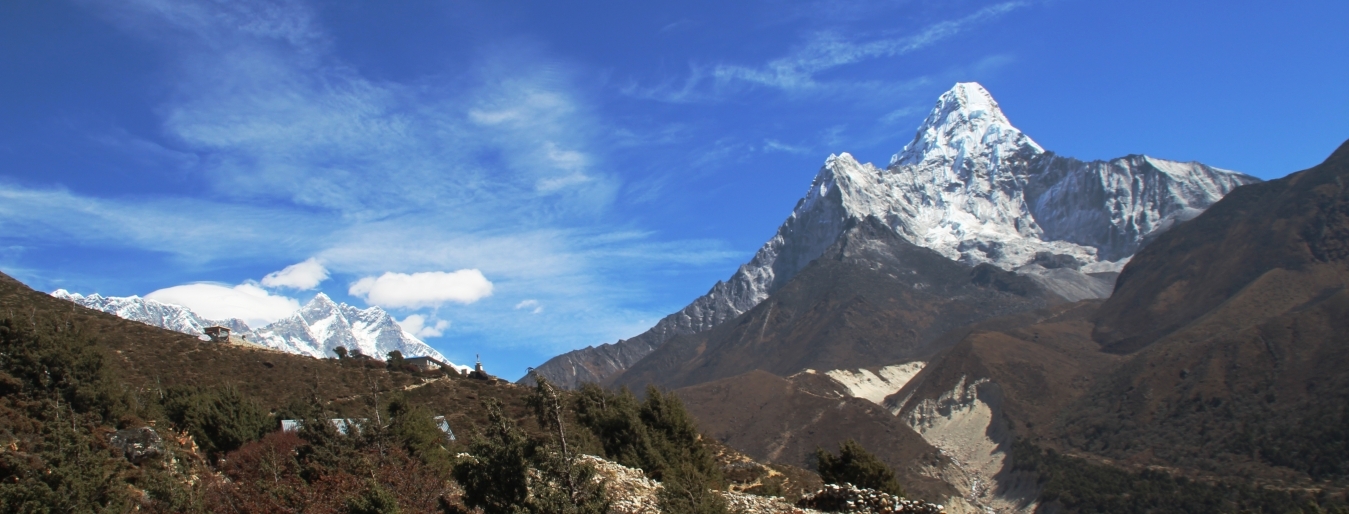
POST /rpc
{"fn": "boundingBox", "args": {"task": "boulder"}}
[109,427,165,464]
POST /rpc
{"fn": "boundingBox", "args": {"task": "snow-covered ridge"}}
[701,81,1254,301]
[53,290,463,371]
[825,82,1260,270]
[51,290,250,338]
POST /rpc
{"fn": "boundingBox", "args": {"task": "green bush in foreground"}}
[657,462,732,514]
[572,383,720,484]
[455,388,612,514]
[815,439,905,497]
[162,384,273,458]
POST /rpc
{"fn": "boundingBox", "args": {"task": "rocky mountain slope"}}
[612,216,1059,391]
[53,290,460,369]
[1060,138,1349,480]
[879,139,1349,509]
[530,82,1257,389]
[667,133,1349,508]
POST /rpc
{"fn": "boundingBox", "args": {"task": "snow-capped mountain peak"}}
[300,292,339,321]
[254,295,455,367]
[525,81,1259,389]
[892,81,1043,168]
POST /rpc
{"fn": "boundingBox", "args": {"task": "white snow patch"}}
[824,362,926,405]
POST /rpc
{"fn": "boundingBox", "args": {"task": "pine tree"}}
[385,394,453,476]
[656,463,731,514]
[640,385,719,484]
[453,399,532,514]
[526,377,609,514]
[815,439,905,496]
[386,350,405,371]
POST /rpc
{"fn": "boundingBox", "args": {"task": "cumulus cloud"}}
[261,258,329,290]
[397,314,451,338]
[146,282,300,328]
[514,299,543,314]
[349,270,494,309]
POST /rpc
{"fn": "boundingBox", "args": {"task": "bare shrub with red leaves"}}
[203,430,454,513]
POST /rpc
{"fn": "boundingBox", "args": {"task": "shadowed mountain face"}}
[611,216,1060,391]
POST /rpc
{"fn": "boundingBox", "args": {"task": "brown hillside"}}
[0,271,539,431]
[674,369,957,502]
[1060,139,1349,482]
[889,300,1121,444]
[1094,138,1349,353]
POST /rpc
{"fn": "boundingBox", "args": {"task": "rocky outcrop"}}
[109,427,165,465]
[797,483,945,514]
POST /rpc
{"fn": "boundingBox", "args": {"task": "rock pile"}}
[581,454,822,514]
[723,491,816,514]
[796,484,944,514]
[579,454,661,514]
[108,427,164,464]
[578,455,949,514]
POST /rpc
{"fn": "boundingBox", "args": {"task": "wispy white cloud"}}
[763,139,812,155]
[0,182,327,262]
[880,106,925,125]
[91,0,614,223]
[514,299,543,314]
[657,19,697,34]
[714,2,1026,93]
[397,314,451,338]
[626,2,1027,103]
[619,63,717,104]
[261,258,329,290]
[349,270,494,309]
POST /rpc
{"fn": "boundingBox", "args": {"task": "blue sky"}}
[1,0,1345,380]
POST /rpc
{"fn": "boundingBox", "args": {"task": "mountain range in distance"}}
[52,290,468,373]
[528,82,1259,390]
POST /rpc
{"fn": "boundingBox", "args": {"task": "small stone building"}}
[204,326,230,343]
[405,356,449,372]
